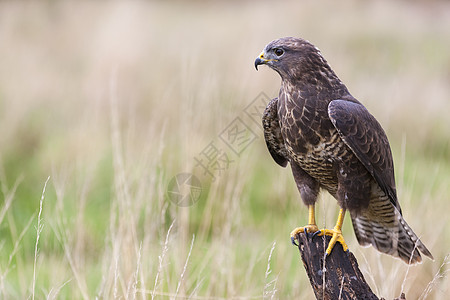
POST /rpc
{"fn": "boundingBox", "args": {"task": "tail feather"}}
[351,195,433,264]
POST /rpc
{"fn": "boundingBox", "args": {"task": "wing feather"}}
[328,100,400,213]
[263,98,288,167]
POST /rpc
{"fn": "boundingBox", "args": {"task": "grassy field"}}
[0,0,449,299]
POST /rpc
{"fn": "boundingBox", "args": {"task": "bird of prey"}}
[255,37,432,264]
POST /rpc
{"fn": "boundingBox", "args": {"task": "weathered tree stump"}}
[295,231,379,300]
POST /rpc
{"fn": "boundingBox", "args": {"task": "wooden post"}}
[295,231,379,300]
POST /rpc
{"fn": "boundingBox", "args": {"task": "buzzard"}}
[255,37,432,264]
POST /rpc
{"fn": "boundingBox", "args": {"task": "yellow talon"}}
[317,228,349,254]
[316,208,349,254]
[290,205,319,244]
[290,224,320,238]
[290,206,349,255]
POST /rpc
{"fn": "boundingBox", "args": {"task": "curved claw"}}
[311,230,322,239]
[291,236,298,246]
[290,224,320,246]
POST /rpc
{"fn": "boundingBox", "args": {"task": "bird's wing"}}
[328,99,400,213]
[263,97,288,167]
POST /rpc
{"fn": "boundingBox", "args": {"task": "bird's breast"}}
[291,131,353,195]
[279,92,351,193]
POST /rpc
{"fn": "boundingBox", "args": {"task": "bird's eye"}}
[274,48,284,56]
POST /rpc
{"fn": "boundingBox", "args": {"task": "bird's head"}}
[255,37,330,82]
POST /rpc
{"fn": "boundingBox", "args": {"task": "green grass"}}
[0,0,449,299]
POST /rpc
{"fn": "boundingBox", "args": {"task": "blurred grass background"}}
[0,0,449,299]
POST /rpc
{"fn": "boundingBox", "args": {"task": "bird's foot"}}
[290,224,320,246]
[313,227,349,255]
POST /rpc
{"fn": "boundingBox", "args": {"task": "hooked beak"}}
[254,51,266,70]
[254,51,277,70]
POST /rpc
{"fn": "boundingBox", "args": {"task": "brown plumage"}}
[256,37,432,264]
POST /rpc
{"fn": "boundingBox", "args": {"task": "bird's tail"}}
[351,197,433,264]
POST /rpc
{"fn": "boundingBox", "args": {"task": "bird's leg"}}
[290,205,319,245]
[315,208,349,255]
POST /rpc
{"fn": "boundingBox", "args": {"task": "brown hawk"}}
[255,37,432,264]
